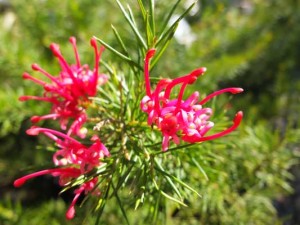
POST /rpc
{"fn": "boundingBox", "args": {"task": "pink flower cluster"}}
[141,49,243,151]
[14,37,110,220]
[19,37,108,137]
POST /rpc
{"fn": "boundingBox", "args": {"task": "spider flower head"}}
[19,37,108,137]
[141,49,243,151]
[14,126,110,220]
[14,167,99,220]
[26,126,110,173]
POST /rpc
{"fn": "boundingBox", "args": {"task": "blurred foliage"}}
[0,0,300,224]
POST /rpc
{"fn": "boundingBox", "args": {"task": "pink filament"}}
[193,111,243,142]
[14,168,80,188]
[69,37,81,68]
[26,127,82,145]
[144,49,156,96]
[199,88,244,105]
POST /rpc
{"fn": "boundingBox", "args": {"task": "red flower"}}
[26,126,110,173]
[14,167,100,220]
[141,49,243,151]
[65,177,99,220]
[14,126,110,220]
[19,37,108,137]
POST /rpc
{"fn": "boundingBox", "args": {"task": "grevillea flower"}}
[14,167,100,220]
[14,126,110,220]
[141,49,243,151]
[65,177,99,220]
[19,37,108,137]
[26,126,110,173]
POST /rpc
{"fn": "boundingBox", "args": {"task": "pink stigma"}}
[18,96,30,101]
[14,179,26,188]
[49,43,61,57]
[146,48,156,58]
[31,116,41,123]
[31,63,41,71]
[231,88,244,94]
[90,37,97,48]
[66,206,75,220]
[189,67,207,80]
[234,111,243,124]
[199,87,244,105]
[26,127,40,135]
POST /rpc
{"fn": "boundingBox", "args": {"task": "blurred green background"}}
[0,0,300,224]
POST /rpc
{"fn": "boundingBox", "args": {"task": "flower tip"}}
[22,72,31,79]
[69,36,76,44]
[90,37,97,48]
[231,88,244,94]
[66,206,75,220]
[26,127,40,136]
[146,49,156,59]
[31,116,41,123]
[234,111,243,124]
[190,67,207,78]
[90,135,99,142]
[14,178,25,188]
[19,96,28,101]
[162,147,168,152]
[158,78,172,86]
[49,43,61,57]
[198,67,207,74]
[31,63,41,71]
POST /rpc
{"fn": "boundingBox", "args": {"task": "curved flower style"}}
[19,37,108,137]
[141,49,243,151]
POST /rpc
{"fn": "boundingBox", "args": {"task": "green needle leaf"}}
[159,0,181,36]
[191,157,209,181]
[154,158,183,199]
[116,0,147,49]
[157,1,197,46]
[111,25,129,56]
[152,178,187,206]
[112,182,130,225]
[94,37,142,70]
[160,190,187,207]
[94,37,131,61]
[149,0,155,34]
[137,0,147,20]
[154,165,201,198]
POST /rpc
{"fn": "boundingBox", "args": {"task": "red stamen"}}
[176,82,188,111]
[90,38,99,75]
[69,37,81,68]
[193,111,243,142]
[199,88,244,105]
[30,114,59,123]
[49,43,81,90]
[22,72,47,86]
[19,96,57,103]
[144,49,156,96]
[31,63,64,88]
[14,168,81,188]
[153,79,171,114]
[164,67,206,99]
[26,127,82,145]
[90,38,105,93]
[66,189,82,220]
[67,113,87,137]
[43,84,74,101]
